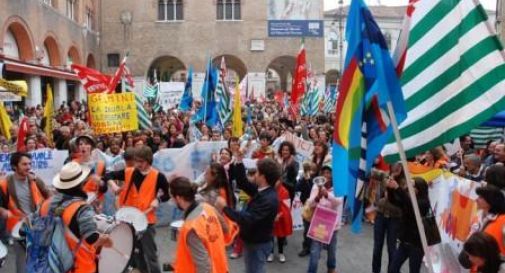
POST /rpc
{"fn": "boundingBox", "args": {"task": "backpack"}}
[23,199,84,273]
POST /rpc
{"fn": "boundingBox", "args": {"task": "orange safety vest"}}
[174,203,228,273]
[40,198,96,273]
[0,178,45,233]
[484,214,505,255]
[117,167,158,224]
[81,161,105,201]
[218,188,239,246]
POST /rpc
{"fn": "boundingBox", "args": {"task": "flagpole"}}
[203,55,210,126]
[472,0,505,61]
[386,101,435,273]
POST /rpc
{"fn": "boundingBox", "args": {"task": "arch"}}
[67,45,81,65]
[211,54,247,81]
[266,55,296,93]
[86,53,96,68]
[1,16,35,61]
[325,69,340,88]
[42,33,62,66]
[147,55,186,82]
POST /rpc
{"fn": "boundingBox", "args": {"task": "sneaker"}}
[298,249,310,257]
[267,253,274,262]
[278,254,286,263]
[229,252,240,259]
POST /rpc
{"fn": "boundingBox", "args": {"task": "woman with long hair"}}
[311,140,330,175]
[462,232,505,273]
[197,162,235,209]
[277,141,299,203]
[388,177,431,273]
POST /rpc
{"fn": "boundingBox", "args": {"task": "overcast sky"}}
[324,0,497,11]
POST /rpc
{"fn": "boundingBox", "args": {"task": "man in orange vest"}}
[0,152,50,273]
[45,161,113,273]
[102,145,169,273]
[170,176,229,273]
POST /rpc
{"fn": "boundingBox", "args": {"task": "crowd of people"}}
[0,97,504,273]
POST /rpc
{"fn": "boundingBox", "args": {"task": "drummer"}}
[41,161,113,273]
[73,135,108,210]
[102,145,169,273]
[0,152,50,273]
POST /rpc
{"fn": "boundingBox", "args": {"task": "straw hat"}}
[52,162,91,190]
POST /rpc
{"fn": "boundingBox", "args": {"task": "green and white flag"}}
[216,56,232,125]
[470,126,504,149]
[383,0,505,161]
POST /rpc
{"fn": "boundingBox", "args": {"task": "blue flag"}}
[332,0,406,233]
[179,66,193,112]
[194,59,219,127]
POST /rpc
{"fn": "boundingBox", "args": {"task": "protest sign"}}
[281,132,314,159]
[153,141,227,180]
[291,193,304,231]
[88,93,138,134]
[159,82,185,110]
[0,149,68,186]
[307,205,339,244]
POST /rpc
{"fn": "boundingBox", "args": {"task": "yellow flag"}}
[232,76,243,137]
[0,102,12,140]
[44,84,53,145]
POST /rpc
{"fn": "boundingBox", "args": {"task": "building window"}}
[327,39,339,55]
[66,0,75,20]
[217,0,241,21]
[107,53,120,67]
[158,0,183,21]
[86,8,94,30]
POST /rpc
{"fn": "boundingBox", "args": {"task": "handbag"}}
[422,206,441,246]
[301,202,315,221]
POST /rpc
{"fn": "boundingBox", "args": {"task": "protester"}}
[485,164,505,190]
[43,161,113,273]
[216,158,280,273]
[103,145,169,273]
[252,132,275,160]
[372,163,403,273]
[458,154,485,182]
[311,140,330,175]
[306,164,343,273]
[461,232,505,273]
[268,179,293,263]
[277,141,299,203]
[0,152,50,273]
[387,177,431,273]
[296,161,316,257]
[170,176,230,273]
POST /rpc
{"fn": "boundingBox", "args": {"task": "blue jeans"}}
[244,241,273,273]
[307,231,338,273]
[388,242,424,273]
[372,213,400,273]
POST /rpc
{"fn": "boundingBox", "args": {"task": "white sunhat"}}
[52,161,91,190]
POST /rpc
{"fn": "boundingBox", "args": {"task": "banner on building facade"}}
[267,0,323,37]
[0,79,27,97]
[88,93,138,134]
[0,149,68,186]
[158,82,185,110]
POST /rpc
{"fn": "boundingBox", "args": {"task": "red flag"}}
[17,117,28,152]
[290,42,307,117]
[71,64,112,94]
[107,54,128,93]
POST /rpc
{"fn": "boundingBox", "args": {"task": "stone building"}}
[99,0,325,98]
[0,0,100,107]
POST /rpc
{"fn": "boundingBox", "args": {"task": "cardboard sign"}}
[88,93,138,134]
[282,132,314,158]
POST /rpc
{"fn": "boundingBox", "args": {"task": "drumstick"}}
[108,246,129,260]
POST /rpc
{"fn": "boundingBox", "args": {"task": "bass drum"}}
[95,214,135,273]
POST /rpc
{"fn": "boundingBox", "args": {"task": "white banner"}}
[158,82,185,110]
[153,141,227,180]
[0,149,68,186]
[282,132,314,159]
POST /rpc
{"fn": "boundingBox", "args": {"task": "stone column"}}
[77,83,87,102]
[25,75,42,107]
[53,79,68,108]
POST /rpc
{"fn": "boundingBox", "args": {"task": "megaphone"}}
[313,176,327,187]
